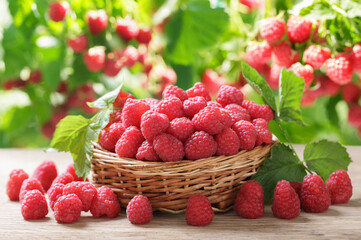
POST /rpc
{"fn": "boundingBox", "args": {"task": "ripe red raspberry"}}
[259,17,285,43]
[48,183,65,210]
[325,57,353,85]
[352,43,361,73]
[186,82,211,101]
[252,118,272,146]
[287,15,312,43]
[207,101,222,108]
[167,117,194,142]
[19,178,45,203]
[136,140,160,161]
[140,98,160,108]
[290,181,302,198]
[21,190,48,220]
[272,180,300,219]
[104,58,122,77]
[63,181,97,212]
[91,186,121,218]
[33,160,58,192]
[126,195,153,224]
[289,62,314,90]
[245,42,272,68]
[272,41,299,68]
[120,46,139,68]
[153,133,184,162]
[234,180,264,219]
[326,170,352,204]
[303,45,331,69]
[342,83,361,104]
[192,106,225,135]
[216,85,244,107]
[6,169,29,201]
[246,102,274,122]
[301,174,331,213]
[136,27,152,45]
[348,105,361,127]
[140,110,169,142]
[86,10,108,35]
[49,1,68,22]
[115,126,145,159]
[186,195,214,226]
[310,75,340,97]
[232,120,257,150]
[155,96,184,121]
[83,46,106,72]
[201,69,225,96]
[116,18,139,42]
[113,90,135,109]
[67,34,88,53]
[122,98,150,128]
[183,96,207,119]
[98,122,125,152]
[51,172,74,189]
[162,85,188,102]
[219,108,233,128]
[54,193,82,223]
[161,68,177,85]
[66,164,86,181]
[224,104,251,124]
[184,131,217,160]
[214,128,240,156]
[266,63,282,90]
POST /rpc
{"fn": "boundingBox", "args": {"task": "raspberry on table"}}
[246,102,274,122]
[6,169,29,201]
[63,182,97,212]
[116,18,139,42]
[86,9,108,35]
[214,128,240,156]
[33,160,58,192]
[290,181,302,199]
[301,174,330,213]
[326,170,353,204]
[325,57,353,85]
[303,45,331,69]
[245,42,272,68]
[167,117,194,142]
[272,180,300,219]
[51,173,74,189]
[348,105,361,127]
[216,85,244,107]
[91,186,121,218]
[342,83,361,104]
[21,190,48,220]
[234,180,264,219]
[162,85,188,102]
[224,104,251,124]
[252,118,272,146]
[186,82,211,101]
[122,98,150,128]
[155,96,184,121]
[289,62,314,90]
[136,27,152,45]
[259,17,285,43]
[126,195,153,224]
[115,126,145,159]
[19,178,45,203]
[54,193,82,223]
[140,110,169,142]
[66,164,86,182]
[67,34,88,53]
[272,41,298,68]
[184,131,217,160]
[136,140,160,161]
[352,43,361,73]
[48,1,68,22]
[232,120,257,150]
[287,15,312,43]
[183,96,207,119]
[83,46,106,72]
[153,133,184,162]
[185,195,214,226]
[192,106,225,135]
[48,183,65,210]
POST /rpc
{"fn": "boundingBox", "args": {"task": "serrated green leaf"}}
[304,140,352,181]
[298,1,337,20]
[88,85,123,109]
[69,129,92,180]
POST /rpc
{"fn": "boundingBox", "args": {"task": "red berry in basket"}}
[214,128,240,156]
[126,195,153,224]
[245,42,272,67]
[260,17,285,43]
[290,181,302,198]
[216,85,244,107]
[108,110,123,125]
[98,122,125,152]
[63,182,97,212]
[301,174,330,213]
[185,131,217,160]
[91,186,120,218]
[219,108,233,128]
[21,190,48,220]
[19,178,45,203]
[136,140,160,161]
[247,102,274,122]
[224,104,251,124]
[272,180,300,220]
[287,15,312,43]
[186,195,214,226]
[141,98,160,108]
[153,133,184,162]
[49,1,68,22]
[54,193,82,223]
[289,62,314,90]
[326,170,352,204]
[86,10,108,35]
[48,183,65,210]
[116,18,139,42]
[348,105,361,127]
[167,117,194,142]
[83,47,106,72]
[162,85,188,102]
[51,173,74,188]
[116,126,145,159]
[352,43,361,73]
[66,164,86,182]
[33,160,58,192]
[325,57,353,85]
[192,106,225,135]
[141,110,169,142]
[67,35,88,53]
[201,69,225,96]
[232,120,257,150]
[122,99,150,128]
[6,169,29,201]
[234,180,264,219]
[272,41,298,68]
[253,118,272,146]
[136,27,152,45]
[342,83,361,104]
[183,96,207,119]
[120,46,139,68]
[155,96,184,121]
[186,82,211,101]
[303,45,331,69]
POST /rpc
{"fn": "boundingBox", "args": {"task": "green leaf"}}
[252,143,307,203]
[278,69,305,126]
[304,140,352,181]
[241,61,277,111]
[88,85,123,109]
[298,1,337,20]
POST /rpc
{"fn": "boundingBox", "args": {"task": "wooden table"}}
[0,146,360,240]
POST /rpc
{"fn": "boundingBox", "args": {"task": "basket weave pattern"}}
[91,141,274,213]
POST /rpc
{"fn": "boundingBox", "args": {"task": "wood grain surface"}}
[0,146,360,240]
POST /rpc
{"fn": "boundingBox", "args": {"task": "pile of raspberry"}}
[99,83,274,162]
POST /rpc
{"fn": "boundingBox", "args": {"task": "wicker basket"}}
[91,141,274,213]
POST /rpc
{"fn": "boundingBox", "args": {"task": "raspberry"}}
[352,43,361,72]
[116,18,139,42]
[98,123,125,152]
[183,96,207,119]
[287,15,312,43]
[186,82,211,101]
[232,120,257,150]
[192,106,225,135]
[167,117,194,142]
[122,98,150,128]
[224,104,251,124]
[272,180,300,219]
[201,69,225,96]
[48,183,65,210]
[51,173,74,188]
[136,27,152,45]
[326,170,352,204]
[325,57,353,85]
[214,128,240,156]
[104,58,122,77]
[83,46,106,72]
[113,90,135,109]
[342,83,360,104]
[6,169,29,201]
[239,0,261,11]
[155,96,184,121]
[21,190,48,220]
[54,193,82,223]
[301,174,330,213]
[86,10,108,35]
[219,108,233,128]
[63,181,97,212]
[266,63,282,90]
[126,195,153,224]
[136,140,160,161]
[290,181,302,198]
[246,102,274,122]
[184,131,217,160]
[19,178,45,203]
[272,41,299,68]
[348,105,361,127]
[33,160,58,192]
[67,34,88,53]
[216,85,244,107]
[153,133,184,162]
[49,1,68,22]
[91,186,121,218]
[234,180,264,219]
[115,126,145,159]
[310,75,340,97]
[66,164,86,181]
[259,17,285,43]
[140,98,160,108]
[140,110,169,142]
[289,63,314,90]
[120,46,139,68]
[301,91,316,107]
[245,42,272,68]
[303,45,331,69]
[185,195,214,226]
[252,118,272,146]
[161,68,177,85]
[162,85,188,102]
[207,101,222,108]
